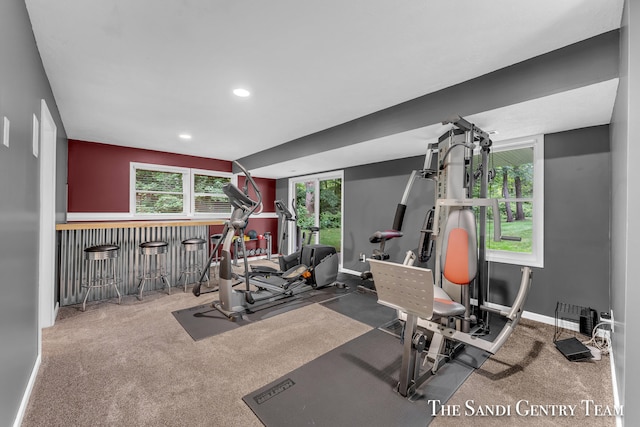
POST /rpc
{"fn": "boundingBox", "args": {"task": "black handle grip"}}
[392,204,407,232]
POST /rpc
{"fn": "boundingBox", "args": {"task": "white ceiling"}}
[25,0,624,178]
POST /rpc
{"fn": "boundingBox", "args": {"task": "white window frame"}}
[484,135,544,268]
[130,162,236,219]
[191,168,236,218]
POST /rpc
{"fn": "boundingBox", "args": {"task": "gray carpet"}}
[22,273,616,427]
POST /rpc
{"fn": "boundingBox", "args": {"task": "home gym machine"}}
[369,115,533,399]
[192,161,339,320]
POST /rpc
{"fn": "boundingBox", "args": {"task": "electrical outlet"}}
[600,310,614,333]
[359,253,366,262]
[610,309,615,333]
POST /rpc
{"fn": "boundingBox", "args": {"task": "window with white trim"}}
[192,169,234,215]
[130,162,234,218]
[473,135,544,268]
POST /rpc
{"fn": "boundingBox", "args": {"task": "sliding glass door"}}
[289,171,343,265]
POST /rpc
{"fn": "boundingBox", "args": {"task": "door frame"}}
[288,170,344,267]
[39,99,58,331]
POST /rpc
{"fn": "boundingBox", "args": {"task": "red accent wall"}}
[68,139,280,252]
[209,218,280,253]
[238,176,276,212]
[68,139,233,212]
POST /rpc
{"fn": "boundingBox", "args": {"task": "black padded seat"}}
[432,298,466,318]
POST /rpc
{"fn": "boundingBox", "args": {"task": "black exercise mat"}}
[243,328,485,426]
[321,289,397,328]
[172,303,249,341]
[173,285,352,341]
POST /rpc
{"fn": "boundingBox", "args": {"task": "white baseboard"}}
[339,267,363,277]
[609,345,622,427]
[13,353,41,427]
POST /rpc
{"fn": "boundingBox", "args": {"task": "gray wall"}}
[343,156,435,271]
[277,126,611,321]
[611,0,640,424]
[346,126,611,319]
[0,1,67,424]
[489,126,611,317]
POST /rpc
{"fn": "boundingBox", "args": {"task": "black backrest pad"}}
[300,244,337,268]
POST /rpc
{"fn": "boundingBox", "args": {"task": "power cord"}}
[582,321,611,357]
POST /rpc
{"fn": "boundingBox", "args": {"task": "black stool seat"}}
[137,240,170,298]
[82,244,121,311]
[85,244,120,261]
[139,240,168,256]
[182,238,207,245]
[85,244,120,253]
[140,241,168,248]
[178,237,209,291]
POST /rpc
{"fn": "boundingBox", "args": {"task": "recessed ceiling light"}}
[233,88,251,97]
[488,130,499,135]
[179,133,192,140]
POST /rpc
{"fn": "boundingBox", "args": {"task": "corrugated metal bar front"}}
[57,225,208,306]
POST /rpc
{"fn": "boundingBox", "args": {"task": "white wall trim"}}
[609,344,622,427]
[66,211,278,222]
[249,212,278,219]
[340,267,363,277]
[12,353,41,427]
[67,212,134,221]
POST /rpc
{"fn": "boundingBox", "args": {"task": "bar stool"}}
[82,244,121,312]
[177,238,209,292]
[137,240,171,300]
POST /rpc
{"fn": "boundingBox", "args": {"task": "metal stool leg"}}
[161,252,171,293]
[137,255,147,301]
[82,258,92,312]
[111,258,121,305]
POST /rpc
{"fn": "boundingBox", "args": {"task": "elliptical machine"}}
[274,199,320,272]
[193,161,339,320]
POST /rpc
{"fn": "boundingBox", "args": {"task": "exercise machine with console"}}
[192,161,339,320]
